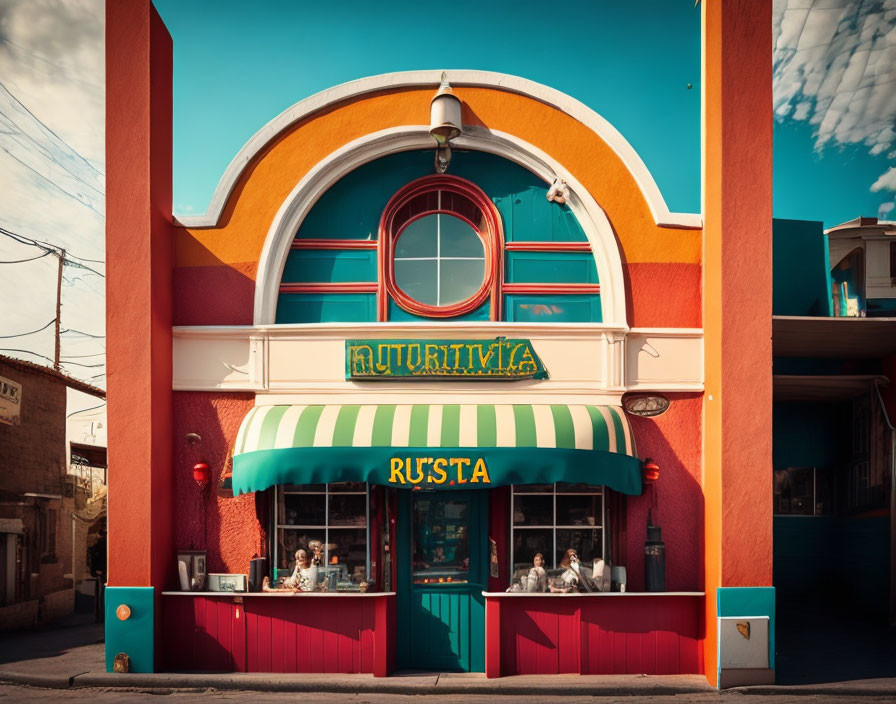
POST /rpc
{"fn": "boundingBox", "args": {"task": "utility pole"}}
[54,249,64,371]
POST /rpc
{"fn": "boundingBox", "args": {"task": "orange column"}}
[702,0,774,686]
[106,0,175,590]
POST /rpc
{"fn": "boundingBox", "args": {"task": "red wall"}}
[625,394,703,593]
[106,0,174,589]
[162,594,394,674]
[173,392,260,574]
[490,595,702,676]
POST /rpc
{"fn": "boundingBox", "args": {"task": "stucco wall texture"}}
[173,392,260,576]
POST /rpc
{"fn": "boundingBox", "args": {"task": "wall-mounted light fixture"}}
[622,393,670,417]
[643,458,660,483]
[430,72,463,173]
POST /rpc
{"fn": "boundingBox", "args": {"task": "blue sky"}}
[154,0,702,216]
[152,0,896,225]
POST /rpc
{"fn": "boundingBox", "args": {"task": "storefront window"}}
[274,482,369,590]
[412,495,471,584]
[773,467,832,515]
[511,484,605,587]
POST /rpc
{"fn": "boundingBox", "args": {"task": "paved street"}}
[0,687,895,704]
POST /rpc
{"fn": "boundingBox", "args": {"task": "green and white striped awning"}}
[231,404,642,496]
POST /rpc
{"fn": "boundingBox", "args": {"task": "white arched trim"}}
[254,125,630,327]
[177,70,702,230]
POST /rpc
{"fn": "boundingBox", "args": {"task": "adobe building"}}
[0,355,106,629]
[104,1,774,688]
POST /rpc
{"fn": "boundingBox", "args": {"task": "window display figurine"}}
[262,576,298,593]
[551,548,596,593]
[308,539,324,566]
[283,549,319,592]
[526,553,548,592]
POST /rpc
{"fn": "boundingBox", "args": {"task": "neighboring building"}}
[104,1,772,689]
[772,218,896,676]
[0,355,106,629]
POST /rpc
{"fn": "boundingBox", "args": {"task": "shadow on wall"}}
[625,393,704,594]
[173,392,259,576]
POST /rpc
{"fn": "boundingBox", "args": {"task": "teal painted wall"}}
[773,402,846,469]
[105,587,155,673]
[278,150,600,324]
[775,516,890,618]
[773,401,890,619]
[772,219,831,316]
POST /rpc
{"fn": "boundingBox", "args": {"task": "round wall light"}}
[623,393,670,417]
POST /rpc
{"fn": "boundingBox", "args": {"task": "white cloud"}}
[773,0,896,194]
[878,200,894,218]
[871,165,896,191]
[0,0,105,387]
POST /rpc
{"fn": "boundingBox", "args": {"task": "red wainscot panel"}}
[484,593,704,678]
[161,592,396,675]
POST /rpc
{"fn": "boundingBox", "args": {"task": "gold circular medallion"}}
[116,604,131,621]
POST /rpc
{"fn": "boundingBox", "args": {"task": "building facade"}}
[104,1,773,688]
[0,355,106,629]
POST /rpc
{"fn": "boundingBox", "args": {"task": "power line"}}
[0,318,56,339]
[67,402,106,418]
[59,358,106,369]
[61,328,105,339]
[0,250,53,264]
[0,348,56,365]
[60,352,105,359]
[0,226,105,267]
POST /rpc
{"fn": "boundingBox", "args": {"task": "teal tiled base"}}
[105,586,155,673]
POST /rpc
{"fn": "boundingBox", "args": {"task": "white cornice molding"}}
[171,324,704,394]
[174,70,702,231]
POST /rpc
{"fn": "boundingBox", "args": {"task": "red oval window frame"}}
[378,175,504,320]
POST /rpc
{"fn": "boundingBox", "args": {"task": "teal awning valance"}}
[231,404,642,496]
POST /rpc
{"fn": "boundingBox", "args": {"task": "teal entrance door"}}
[396,491,486,672]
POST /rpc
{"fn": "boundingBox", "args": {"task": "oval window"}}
[393,213,486,306]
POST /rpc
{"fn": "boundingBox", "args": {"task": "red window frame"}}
[377,175,504,320]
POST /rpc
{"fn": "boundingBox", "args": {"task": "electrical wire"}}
[0,226,105,266]
[60,352,105,359]
[61,328,105,339]
[0,250,52,264]
[0,318,56,338]
[0,348,56,365]
[67,402,106,418]
[60,360,106,369]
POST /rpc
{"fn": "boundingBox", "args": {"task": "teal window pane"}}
[503,294,602,323]
[395,258,438,305]
[440,259,486,305]
[440,215,483,257]
[282,249,377,283]
[275,294,376,323]
[505,251,598,284]
[550,207,588,242]
[396,216,438,258]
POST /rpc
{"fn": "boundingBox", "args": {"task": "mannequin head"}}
[295,549,309,569]
[533,553,544,568]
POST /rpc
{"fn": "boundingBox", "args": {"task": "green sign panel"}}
[345,338,548,380]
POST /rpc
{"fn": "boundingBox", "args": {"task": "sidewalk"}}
[1,622,895,697]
